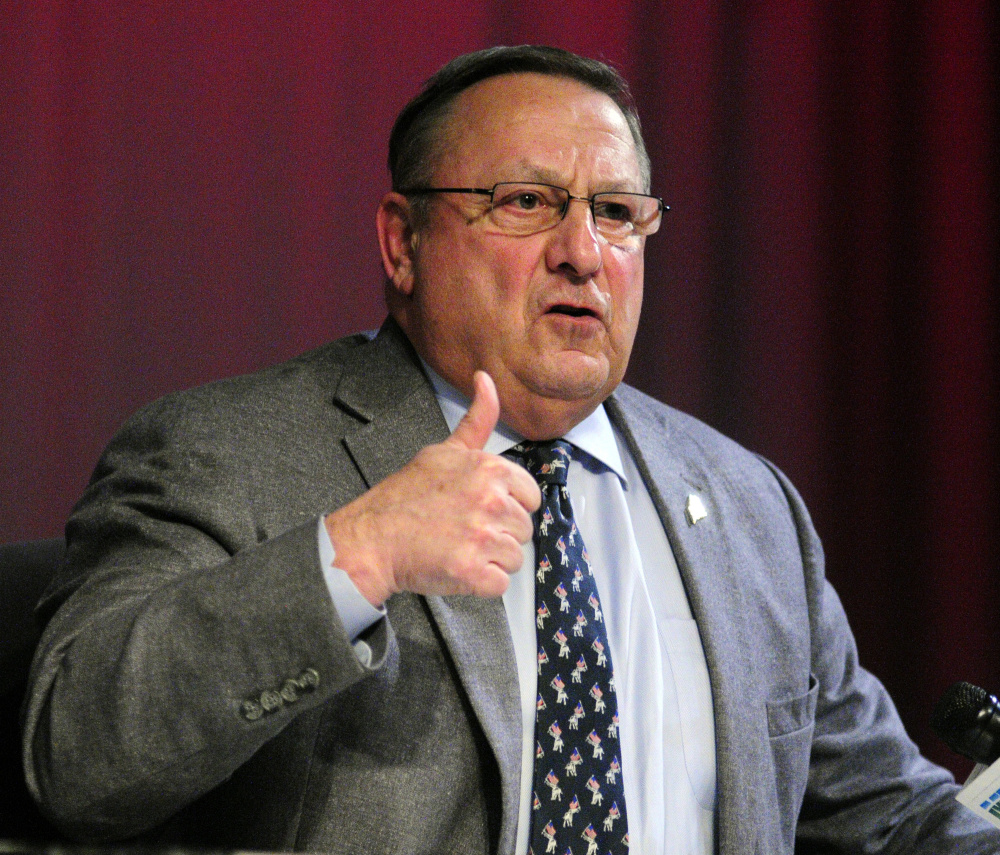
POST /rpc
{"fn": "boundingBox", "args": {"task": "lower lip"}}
[545,311,603,330]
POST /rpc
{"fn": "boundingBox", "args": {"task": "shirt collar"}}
[422,361,628,486]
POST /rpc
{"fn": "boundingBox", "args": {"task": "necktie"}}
[507,440,630,855]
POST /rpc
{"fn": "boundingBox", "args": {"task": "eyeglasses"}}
[402,181,667,242]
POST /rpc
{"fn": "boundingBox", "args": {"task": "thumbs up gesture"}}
[324,371,541,605]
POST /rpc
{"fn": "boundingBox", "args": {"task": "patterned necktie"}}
[506,440,630,855]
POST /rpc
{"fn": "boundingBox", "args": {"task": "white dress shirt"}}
[319,370,717,854]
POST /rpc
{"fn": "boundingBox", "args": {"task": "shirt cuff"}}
[316,516,386,652]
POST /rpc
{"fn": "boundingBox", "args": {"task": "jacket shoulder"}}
[609,382,816,532]
[110,331,379,440]
[611,382,764,470]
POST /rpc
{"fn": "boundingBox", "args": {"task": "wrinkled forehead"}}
[433,73,644,190]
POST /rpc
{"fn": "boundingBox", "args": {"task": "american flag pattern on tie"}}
[506,440,630,855]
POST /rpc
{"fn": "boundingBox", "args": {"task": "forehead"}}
[434,72,642,190]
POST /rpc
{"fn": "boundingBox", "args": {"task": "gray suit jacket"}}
[24,320,998,853]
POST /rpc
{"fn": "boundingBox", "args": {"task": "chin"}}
[576,349,627,390]
[527,364,615,403]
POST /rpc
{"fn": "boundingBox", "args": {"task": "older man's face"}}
[389,72,646,439]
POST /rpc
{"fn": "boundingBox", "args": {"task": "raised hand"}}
[324,371,541,605]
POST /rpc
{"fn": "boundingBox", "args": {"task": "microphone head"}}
[931,681,1000,766]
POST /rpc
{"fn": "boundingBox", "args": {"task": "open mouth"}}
[548,304,597,318]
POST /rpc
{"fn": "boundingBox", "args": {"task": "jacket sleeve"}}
[763,461,1000,854]
[22,387,392,842]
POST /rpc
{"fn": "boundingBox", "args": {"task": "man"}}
[23,46,998,854]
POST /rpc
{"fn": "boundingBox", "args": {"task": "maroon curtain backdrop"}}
[2,2,997,779]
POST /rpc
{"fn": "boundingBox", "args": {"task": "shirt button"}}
[280,680,300,704]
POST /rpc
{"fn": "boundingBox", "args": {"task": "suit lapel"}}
[425,595,523,854]
[606,392,768,855]
[335,323,450,487]
[334,320,523,853]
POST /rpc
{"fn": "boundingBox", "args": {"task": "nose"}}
[544,197,603,280]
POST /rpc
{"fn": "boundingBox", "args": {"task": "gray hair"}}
[388,45,652,221]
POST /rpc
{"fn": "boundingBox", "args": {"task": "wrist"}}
[324,505,396,607]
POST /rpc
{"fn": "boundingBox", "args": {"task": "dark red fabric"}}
[2,3,997,779]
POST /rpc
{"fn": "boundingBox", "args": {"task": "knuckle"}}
[479,487,507,516]
[468,524,496,552]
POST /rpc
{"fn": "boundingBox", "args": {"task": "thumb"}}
[448,370,500,450]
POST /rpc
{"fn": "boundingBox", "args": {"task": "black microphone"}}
[931,681,1000,766]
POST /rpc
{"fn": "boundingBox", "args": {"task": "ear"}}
[376,192,419,297]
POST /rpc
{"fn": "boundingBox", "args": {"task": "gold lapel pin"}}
[685,493,708,526]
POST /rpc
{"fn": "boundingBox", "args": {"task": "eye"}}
[493,183,564,212]
[512,191,544,210]
[593,198,634,224]
[484,184,566,235]
[495,188,548,211]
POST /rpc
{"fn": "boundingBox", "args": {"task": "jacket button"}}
[260,689,283,713]
[241,700,264,721]
[297,668,320,691]
[280,680,300,703]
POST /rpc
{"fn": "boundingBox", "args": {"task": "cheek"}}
[473,244,541,317]
[608,253,645,340]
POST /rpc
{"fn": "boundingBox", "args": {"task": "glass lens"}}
[593,193,662,237]
[484,182,662,240]
[488,183,566,234]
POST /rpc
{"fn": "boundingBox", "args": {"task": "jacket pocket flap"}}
[766,675,819,736]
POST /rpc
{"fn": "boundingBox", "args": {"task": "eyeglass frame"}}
[400,181,668,240]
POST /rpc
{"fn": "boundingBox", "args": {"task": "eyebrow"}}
[509,160,637,194]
